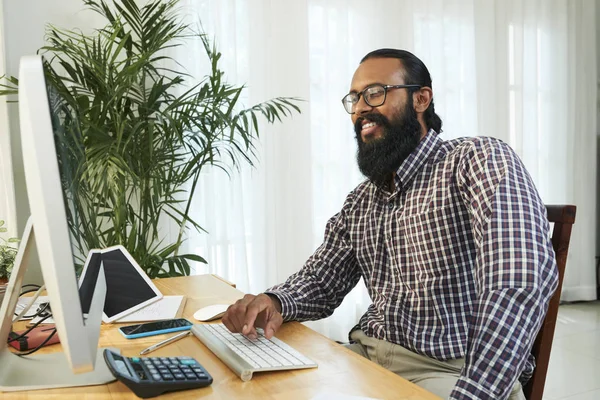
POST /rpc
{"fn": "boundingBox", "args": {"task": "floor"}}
[543,301,600,400]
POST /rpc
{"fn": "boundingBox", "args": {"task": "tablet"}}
[78,245,163,323]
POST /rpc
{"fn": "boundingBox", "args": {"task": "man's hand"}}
[222,293,283,340]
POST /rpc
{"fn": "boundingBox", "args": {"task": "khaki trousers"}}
[346,329,526,400]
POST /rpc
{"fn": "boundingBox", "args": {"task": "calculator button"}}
[179,359,197,365]
[151,373,162,381]
[161,373,174,381]
[174,373,186,380]
[185,373,197,380]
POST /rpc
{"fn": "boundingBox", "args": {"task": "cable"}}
[19,284,41,293]
[14,327,57,356]
[12,285,46,322]
[7,313,54,344]
[7,283,62,356]
[7,312,59,356]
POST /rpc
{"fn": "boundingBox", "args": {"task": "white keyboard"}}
[191,323,317,381]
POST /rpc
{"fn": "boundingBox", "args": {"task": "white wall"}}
[1,0,102,235]
[0,0,15,235]
[596,0,600,295]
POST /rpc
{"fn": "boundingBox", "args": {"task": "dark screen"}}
[120,319,192,335]
[102,248,158,318]
[44,60,92,312]
[78,252,102,314]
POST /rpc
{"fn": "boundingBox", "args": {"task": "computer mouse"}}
[193,304,230,322]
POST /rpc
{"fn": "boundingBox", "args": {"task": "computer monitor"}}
[0,55,117,391]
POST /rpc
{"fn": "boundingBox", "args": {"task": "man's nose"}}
[354,96,373,115]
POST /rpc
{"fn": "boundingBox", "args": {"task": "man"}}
[222,49,557,400]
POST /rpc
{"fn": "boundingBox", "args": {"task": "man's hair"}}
[361,49,443,133]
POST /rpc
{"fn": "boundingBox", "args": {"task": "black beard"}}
[355,103,422,188]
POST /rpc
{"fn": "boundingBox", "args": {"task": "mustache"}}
[354,113,391,137]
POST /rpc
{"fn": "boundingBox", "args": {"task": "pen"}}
[139,330,191,355]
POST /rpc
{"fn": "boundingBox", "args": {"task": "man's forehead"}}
[350,57,405,91]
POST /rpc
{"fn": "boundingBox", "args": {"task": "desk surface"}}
[6,275,440,400]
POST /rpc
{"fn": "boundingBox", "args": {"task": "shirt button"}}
[387,202,394,209]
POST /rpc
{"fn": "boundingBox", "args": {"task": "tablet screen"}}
[101,248,160,318]
[79,251,102,314]
[79,246,162,322]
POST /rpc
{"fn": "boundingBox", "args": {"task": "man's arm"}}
[451,139,558,399]
[266,195,362,322]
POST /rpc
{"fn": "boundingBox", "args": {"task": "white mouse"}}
[193,304,230,322]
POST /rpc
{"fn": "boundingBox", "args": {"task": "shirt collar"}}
[393,129,442,192]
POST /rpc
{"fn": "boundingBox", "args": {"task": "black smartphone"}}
[118,318,193,339]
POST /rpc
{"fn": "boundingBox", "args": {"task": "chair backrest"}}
[523,205,576,400]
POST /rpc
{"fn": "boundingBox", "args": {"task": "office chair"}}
[523,205,576,400]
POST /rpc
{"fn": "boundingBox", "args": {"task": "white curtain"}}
[177,0,597,341]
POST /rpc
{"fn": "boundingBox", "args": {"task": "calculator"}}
[103,349,213,398]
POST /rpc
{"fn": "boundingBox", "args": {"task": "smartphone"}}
[118,318,193,339]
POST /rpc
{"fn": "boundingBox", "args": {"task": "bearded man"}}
[222,49,557,400]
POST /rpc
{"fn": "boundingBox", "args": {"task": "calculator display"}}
[111,354,133,378]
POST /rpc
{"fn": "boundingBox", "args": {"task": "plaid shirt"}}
[267,131,557,400]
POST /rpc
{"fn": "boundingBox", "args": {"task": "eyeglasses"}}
[341,84,422,114]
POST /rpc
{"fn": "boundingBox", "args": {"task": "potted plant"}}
[0,220,19,285]
[1,0,301,277]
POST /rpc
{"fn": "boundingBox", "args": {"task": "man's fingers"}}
[222,293,283,340]
[223,294,256,333]
[243,297,271,338]
[264,312,283,339]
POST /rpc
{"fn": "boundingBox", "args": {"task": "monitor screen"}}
[44,70,90,272]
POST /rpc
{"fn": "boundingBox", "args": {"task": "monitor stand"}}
[0,218,118,391]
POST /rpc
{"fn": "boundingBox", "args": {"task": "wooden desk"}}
[5,275,440,400]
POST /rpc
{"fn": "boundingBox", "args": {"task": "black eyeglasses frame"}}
[341,84,422,114]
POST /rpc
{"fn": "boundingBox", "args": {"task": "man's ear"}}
[413,87,433,113]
